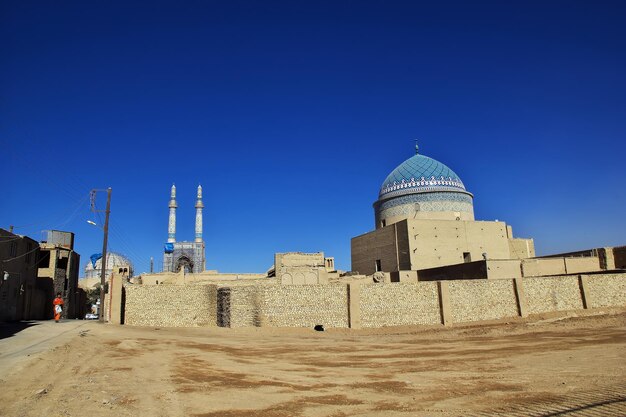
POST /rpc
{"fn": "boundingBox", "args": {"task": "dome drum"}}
[375,192,474,227]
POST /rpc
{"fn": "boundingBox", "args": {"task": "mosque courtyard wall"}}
[124,285,218,327]
[118,273,626,329]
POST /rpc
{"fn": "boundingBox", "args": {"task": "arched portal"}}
[175,256,194,273]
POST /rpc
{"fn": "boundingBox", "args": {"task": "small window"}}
[375,259,382,272]
[381,219,386,227]
[463,252,471,263]
[57,257,68,270]
[38,251,51,268]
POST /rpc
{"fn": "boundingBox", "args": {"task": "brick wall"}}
[124,284,217,327]
[360,282,440,327]
[448,279,519,323]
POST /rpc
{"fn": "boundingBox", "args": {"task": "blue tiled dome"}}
[379,149,468,200]
[373,145,474,227]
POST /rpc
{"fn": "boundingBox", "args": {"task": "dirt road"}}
[1,310,625,417]
[0,320,89,377]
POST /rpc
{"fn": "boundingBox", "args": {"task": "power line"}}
[9,193,91,234]
[0,245,40,263]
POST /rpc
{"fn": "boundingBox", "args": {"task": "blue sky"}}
[2,1,625,275]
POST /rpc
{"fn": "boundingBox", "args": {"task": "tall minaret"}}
[195,184,203,243]
[167,184,177,243]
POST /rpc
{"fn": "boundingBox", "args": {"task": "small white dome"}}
[84,252,133,278]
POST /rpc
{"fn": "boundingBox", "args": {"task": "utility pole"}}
[100,188,111,323]
[91,187,112,323]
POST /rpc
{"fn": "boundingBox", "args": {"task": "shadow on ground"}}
[0,321,41,340]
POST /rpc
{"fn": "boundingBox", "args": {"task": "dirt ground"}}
[1,309,625,417]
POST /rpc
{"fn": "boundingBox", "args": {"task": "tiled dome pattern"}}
[379,153,467,200]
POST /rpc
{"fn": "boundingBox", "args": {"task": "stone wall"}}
[448,279,519,323]
[124,284,217,327]
[261,285,349,328]
[219,286,263,328]
[524,276,583,314]
[119,273,626,329]
[360,282,441,327]
[585,274,626,308]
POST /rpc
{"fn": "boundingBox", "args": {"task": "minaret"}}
[167,184,177,243]
[195,184,203,243]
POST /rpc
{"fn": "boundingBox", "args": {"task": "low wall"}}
[613,246,626,269]
[360,282,440,327]
[585,274,626,308]
[119,273,626,329]
[124,285,217,327]
[261,285,349,328]
[215,284,350,328]
[564,257,600,274]
[487,260,523,279]
[521,258,566,277]
[524,276,583,315]
[417,261,487,281]
[218,286,263,328]
[448,279,519,323]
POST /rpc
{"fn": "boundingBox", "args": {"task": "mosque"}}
[111,143,623,328]
[351,144,535,276]
[140,143,622,285]
[162,184,206,274]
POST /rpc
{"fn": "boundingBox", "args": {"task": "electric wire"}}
[108,223,143,266]
[9,193,91,236]
[88,190,143,274]
[0,245,40,264]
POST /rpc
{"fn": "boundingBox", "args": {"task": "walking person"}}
[53,293,64,322]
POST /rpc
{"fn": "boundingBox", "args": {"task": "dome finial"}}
[414,140,419,155]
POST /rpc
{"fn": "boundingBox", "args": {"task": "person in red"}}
[53,292,64,323]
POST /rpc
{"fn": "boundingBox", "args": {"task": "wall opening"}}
[38,251,51,269]
[463,252,471,263]
[57,257,69,270]
[375,259,382,272]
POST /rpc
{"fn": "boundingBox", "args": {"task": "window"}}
[463,252,471,263]
[375,259,382,272]
[38,251,51,268]
[381,219,386,227]
[57,257,69,270]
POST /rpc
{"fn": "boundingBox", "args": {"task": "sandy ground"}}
[0,309,625,417]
